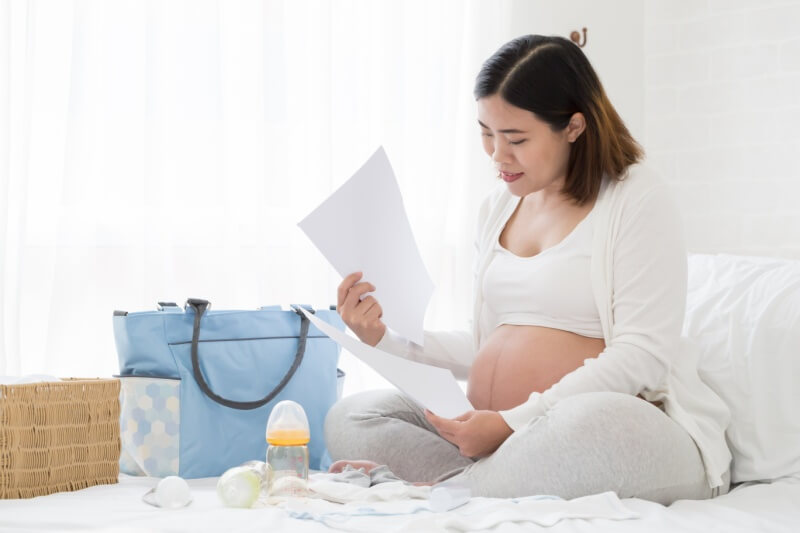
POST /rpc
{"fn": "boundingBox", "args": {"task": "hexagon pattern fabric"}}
[119,376,180,477]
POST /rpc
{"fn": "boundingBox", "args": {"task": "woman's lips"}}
[501,171,524,183]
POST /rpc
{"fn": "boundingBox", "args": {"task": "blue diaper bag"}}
[113,299,345,478]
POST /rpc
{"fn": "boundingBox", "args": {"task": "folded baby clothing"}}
[288,491,638,532]
[321,466,370,489]
[290,466,639,532]
[320,464,406,490]
[291,468,431,530]
[308,468,430,505]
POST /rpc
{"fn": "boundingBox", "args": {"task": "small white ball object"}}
[155,476,191,509]
[217,466,262,508]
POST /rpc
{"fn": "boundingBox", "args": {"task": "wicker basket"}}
[0,378,121,499]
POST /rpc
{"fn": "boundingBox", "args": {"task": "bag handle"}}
[185,298,311,411]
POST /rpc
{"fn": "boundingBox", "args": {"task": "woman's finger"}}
[425,412,460,445]
[337,272,362,309]
[337,272,361,307]
[355,295,377,315]
[453,411,473,422]
[425,410,459,435]
[362,301,382,322]
[343,281,376,311]
[424,409,440,425]
[439,433,458,447]
[427,420,456,440]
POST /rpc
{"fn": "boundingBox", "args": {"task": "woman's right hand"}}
[337,272,386,347]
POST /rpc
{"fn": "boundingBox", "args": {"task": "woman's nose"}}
[492,140,510,164]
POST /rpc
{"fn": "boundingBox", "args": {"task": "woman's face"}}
[477,94,580,199]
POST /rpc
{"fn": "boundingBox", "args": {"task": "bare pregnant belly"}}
[467,325,606,412]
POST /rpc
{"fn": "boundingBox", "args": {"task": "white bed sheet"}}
[1,474,798,532]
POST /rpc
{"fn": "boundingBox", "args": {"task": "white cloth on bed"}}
[438,492,638,531]
[287,491,638,532]
[299,471,638,531]
[2,475,800,532]
[308,477,430,504]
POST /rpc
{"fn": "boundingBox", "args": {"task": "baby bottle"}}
[266,400,310,497]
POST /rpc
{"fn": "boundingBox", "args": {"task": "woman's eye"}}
[481,132,493,138]
[509,139,527,145]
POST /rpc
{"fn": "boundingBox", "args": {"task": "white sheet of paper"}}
[300,308,473,418]
[297,147,434,345]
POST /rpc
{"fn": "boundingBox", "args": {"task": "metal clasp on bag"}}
[157,301,183,313]
[185,298,211,313]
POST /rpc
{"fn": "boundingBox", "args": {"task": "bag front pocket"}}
[117,375,181,477]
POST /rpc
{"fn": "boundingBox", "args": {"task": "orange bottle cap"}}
[266,400,310,446]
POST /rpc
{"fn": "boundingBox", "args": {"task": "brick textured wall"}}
[644,0,800,259]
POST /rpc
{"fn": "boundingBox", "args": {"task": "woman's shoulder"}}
[599,161,684,238]
[603,161,672,204]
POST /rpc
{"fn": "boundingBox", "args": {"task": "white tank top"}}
[481,206,603,338]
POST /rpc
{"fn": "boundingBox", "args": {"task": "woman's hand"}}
[337,272,386,347]
[425,409,513,458]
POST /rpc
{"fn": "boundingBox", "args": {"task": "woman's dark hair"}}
[474,35,643,204]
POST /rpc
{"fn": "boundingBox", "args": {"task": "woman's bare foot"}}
[328,459,381,474]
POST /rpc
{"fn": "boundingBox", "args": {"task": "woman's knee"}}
[548,392,708,503]
[324,390,379,437]
[323,389,410,457]
[325,389,405,425]
[459,392,705,501]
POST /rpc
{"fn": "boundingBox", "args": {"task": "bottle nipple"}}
[266,400,310,446]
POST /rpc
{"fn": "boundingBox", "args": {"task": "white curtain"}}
[1,0,516,394]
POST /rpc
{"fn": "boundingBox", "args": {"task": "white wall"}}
[508,0,645,142]
[509,1,800,259]
[644,0,800,259]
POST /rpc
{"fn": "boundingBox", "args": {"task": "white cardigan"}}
[376,163,732,489]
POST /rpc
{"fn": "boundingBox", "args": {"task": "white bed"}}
[2,253,799,532]
[0,473,799,532]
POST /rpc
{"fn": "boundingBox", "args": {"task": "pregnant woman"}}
[324,35,732,504]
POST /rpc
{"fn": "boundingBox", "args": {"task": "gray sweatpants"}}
[324,389,730,505]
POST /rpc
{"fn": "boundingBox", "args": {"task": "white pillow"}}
[685,253,800,483]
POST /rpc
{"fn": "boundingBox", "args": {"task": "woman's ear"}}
[566,113,586,143]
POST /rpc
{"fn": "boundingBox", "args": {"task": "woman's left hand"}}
[424,409,513,458]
